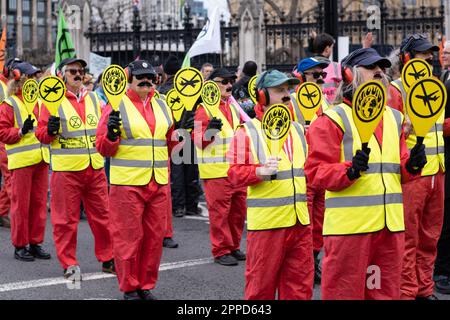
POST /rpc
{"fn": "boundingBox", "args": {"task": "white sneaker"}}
[64,265,82,282]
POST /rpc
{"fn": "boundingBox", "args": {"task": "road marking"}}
[0,258,213,293]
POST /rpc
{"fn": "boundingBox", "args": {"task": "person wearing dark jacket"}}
[232,61,257,118]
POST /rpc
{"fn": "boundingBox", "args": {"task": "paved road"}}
[0,204,447,300]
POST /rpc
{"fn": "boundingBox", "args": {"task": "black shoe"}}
[28,244,51,260]
[314,251,322,285]
[138,289,158,300]
[416,294,439,300]
[435,275,450,295]
[14,247,35,262]
[231,249,246,261]
[185,207,202,216]
[214,254,238,266]
[102,259,116,274]
[0,216,10,228]
[163,237,179,248]
[124,291,142,300]
[173,208,185,218]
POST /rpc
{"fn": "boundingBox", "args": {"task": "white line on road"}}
[0,257,213,293]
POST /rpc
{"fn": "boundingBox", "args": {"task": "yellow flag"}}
[201,81,221,109]
[401,58,432,91]
[166,89,185,123]
[261,104,292,156]
[296,82,323,123]
[22,79,39,115]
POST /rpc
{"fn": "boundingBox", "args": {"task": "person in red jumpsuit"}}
[305,48,426,299]
[388,35,446,300]
[192,68,247,266]
[36,57,114,280]
[227,70,314,299]
[97,60,178,300]
[0,61,51,261]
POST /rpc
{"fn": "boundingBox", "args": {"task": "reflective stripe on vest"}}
[244,118,309,231]
[0,81,7,103]
[50,93,104,171]
[4,96,46,170]
[290,93,305,125]
[196,101,240,179]
[323,103,404,235]
[110,95,172,186]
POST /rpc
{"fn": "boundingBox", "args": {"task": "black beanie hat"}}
[163,55,181,76]
[242,61,257,77]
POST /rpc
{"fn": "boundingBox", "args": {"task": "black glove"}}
[180,110,195,130]
[406,143,427,174]
[107,110,122,141]
[206,117,223,131]
[346,149,370,180]
[21,115,35,135]
[47,116,60,136]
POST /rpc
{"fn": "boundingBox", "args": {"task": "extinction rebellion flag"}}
[55,6,76,68]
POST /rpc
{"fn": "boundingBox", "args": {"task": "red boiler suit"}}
[305,99,418,300]
[193,99,247,259]
[0,95,48,248]
[227,103,314,300]
[388,84,447,299]
[0,142,11,218]
[36,90,113,270]
[96,89,176,293]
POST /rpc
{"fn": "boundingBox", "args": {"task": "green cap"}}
[256,70,300,89]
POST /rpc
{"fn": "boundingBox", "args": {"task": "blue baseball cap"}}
[342,48,391,69]
[296,57,330,73]
[15,62,41,76]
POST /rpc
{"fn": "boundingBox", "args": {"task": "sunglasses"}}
[362,64,383,70]
[135,74,156,81]
[303,71,327,79]
[65,68,85,76]
[214,79,235,85]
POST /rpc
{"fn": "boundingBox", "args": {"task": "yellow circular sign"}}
[38,76,66,104]
[352,80,386,145]
[406,77,447,139]
[297,82,322,110]
[102,65,127,98]
[22,79,39,106]
[248,75,258,104]
[201,81,221,108]
[401,58,432,90]
[262,104,292,142]
[354,81,386,123]
[174,67,204,98]
[166,89,185,112]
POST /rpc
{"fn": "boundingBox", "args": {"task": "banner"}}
[89,52,111,79]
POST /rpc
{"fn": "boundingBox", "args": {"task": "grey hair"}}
[386,48,401,81]
[334,66,390,105]
[7,75,27,97]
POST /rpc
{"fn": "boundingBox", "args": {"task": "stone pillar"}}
[46,0,52,53]
[31,0,38,50]
[16,0,23,56]
[1,0,7,26]
[238,0,265,70]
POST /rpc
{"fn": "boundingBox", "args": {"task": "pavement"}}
[0,203,448,300]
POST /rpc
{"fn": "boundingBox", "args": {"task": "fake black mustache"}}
[138,82,152,87]
[282,96,291,103]
[316,79,325,85]
[373,73,383,79]
[74,76,82,81]
[226,87,232,92]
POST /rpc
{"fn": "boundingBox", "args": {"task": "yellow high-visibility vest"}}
[110,95,173,186]
[323,103,405,235]
[391,79,445,176]
[195,101,240,179]
[50,92,104,171]
[244,118,309,231]
[4,95,47,170]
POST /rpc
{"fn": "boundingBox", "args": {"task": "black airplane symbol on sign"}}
[302,91,318,103]
[170,97,181,105]
[44,85,62,95]
[180,76,200,90]
[416,90,440,103]
[408,69,426,80]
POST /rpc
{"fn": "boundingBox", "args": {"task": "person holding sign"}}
[193,68,247,267]
[36,57,115,280]
[96,60,176,300]
[388,35,446,300]
[227,70,313,299]
[0,62,51,261]
[305,48,427,300]
[292,56,331,286]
